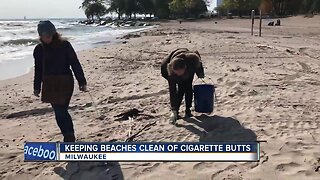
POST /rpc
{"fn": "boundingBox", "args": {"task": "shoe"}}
[170,111,178,125]
[185,109,193,118]
[64,134,76,142]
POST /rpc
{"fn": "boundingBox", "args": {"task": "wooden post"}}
[251,10,255,36]
[259,10,262,37]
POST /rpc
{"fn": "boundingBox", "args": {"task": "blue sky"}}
[0,0,217,19]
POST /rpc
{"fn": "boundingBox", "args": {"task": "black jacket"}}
[33,40,87,91]
[161,48,205,110]
[161,48,204,83]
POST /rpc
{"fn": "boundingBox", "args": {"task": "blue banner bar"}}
[59,142,258,153]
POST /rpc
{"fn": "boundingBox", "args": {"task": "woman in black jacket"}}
[33,21,87,142]
[161,48,205,124]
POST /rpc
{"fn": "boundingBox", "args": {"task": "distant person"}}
[33,21,87,142]
[268,21,274,26]
[161,48,205,124]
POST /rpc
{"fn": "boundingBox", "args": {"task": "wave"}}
[57,27,72,30]
[2,38,39,46]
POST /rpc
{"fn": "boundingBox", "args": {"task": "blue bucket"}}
[193,84,215,113]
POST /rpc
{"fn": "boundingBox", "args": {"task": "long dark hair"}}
[40,32,64,47]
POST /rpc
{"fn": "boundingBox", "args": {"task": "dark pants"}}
[169,77,193,111]
[51,103,74,137]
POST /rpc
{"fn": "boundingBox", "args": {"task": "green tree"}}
[153,0,170,18]
[271,0,289,16]
[169,0,186,17]
[221,0,261,17]
[303,0,320,13]
[84,2,107,20]
[81,0,105,9]
[137,0,155,17]
[260,0,320,16]
[169,0,207,18]
[185,0,208,17]
[123,0,139,19]
[108,0,140,19]
[107,0,126,19]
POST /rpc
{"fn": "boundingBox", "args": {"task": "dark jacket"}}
[161,48,205,110]
[33,40,87,103]
[161,48,204,82]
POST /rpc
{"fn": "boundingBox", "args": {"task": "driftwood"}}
[125,121,157,142]
[114,108,143,121]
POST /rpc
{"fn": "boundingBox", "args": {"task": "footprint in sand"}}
[193,162,214,172]
[225,81,237,87]
[275,162,301,173]
[141,163,160,173]
[168,163,182,171]
[210,164,238,179]
[166,163,186,175]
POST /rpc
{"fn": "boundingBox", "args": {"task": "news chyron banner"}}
[24,142,260,162]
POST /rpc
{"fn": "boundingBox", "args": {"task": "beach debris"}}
[114,108,143,121]
[248,90,259,96]
[285,48,298,55]
[230,66,241,72]
[120,34,141,39]
[125,121,157,142]
[256,45,273,50]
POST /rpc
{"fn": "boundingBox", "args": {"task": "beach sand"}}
[0,16,320,180]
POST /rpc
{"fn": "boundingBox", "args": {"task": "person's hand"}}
[79,85,88,92]
[33,89,40,97]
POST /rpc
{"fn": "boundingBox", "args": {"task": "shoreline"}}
[1,17,320,179]
[0,25,156,82]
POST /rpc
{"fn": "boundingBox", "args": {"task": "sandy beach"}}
[0,16,320,179]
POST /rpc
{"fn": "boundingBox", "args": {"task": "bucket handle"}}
[193,76,215,86]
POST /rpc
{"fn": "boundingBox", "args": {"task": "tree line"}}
[217,0,320,17]
[271,0,320,16]
[81,0,208,20]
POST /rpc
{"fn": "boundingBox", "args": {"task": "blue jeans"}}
[51,103,74,136]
